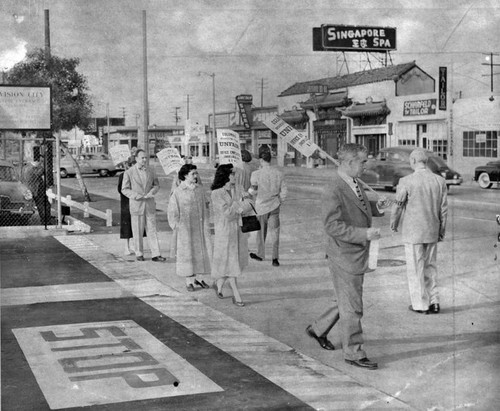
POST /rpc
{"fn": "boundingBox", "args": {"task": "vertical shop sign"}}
[439,67,447,111]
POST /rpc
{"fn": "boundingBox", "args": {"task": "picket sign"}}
[46,188,113,227]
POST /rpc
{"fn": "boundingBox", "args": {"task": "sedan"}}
[473,160,500,189]
[59,153,123,178]
[0,160,35,225]
[361,146,463,191]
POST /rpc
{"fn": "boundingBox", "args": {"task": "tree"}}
[6,49,94,201]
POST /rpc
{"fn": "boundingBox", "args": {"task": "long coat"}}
[211,184,253,279]
[167,182,211,277]
[117,172,132,239]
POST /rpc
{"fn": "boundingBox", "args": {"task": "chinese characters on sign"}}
[313,25,396,52]
[403,99,437,116]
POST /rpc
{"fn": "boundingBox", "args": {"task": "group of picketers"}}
[118,143,448,370]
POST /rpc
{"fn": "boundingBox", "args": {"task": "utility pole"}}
[482,52,500,100]
[186,95,190,120]
[141,10,149,159]
[174,106,181,125]
[256,78,268,107]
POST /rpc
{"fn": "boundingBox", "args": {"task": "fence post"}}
[106,209,112,227]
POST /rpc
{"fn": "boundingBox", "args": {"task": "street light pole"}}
[198,71,216,163]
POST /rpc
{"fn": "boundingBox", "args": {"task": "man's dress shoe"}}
[136,256,145,261]
[345,357,378,370]
[306,326,335,350]
[152,256,166,262]
[408,305,429,314]
[272,259,280,267]
[429,303,440,314]
[249,253,263,261]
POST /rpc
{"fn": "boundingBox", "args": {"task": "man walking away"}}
[390,148,448,315]
[249,149,287,267]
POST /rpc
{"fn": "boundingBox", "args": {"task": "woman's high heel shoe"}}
[213,283,223,299]
[232,297,245,307]
[195,279,210,289]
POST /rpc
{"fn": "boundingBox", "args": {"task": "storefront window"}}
[174,145,183,155]
[431,140,448,159]
[463,130,498,157]
[202,143,209,157]
[189,145,200,157]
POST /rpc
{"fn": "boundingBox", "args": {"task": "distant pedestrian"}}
[23,156,50,225]
[306,143,383,370]
[211,164,254,307]
[168,164,211,292]
[234,149,258,191]
[390,148,448,314]
[121,149,166,262]
[249,149,287,267]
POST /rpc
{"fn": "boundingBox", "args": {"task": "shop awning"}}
[340,101,390,117]
[301,91,349,109]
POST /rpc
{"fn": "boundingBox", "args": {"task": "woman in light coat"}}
[211,163,254,307]
[168,164,211,292]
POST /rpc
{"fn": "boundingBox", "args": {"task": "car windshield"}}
[0,166,18,182]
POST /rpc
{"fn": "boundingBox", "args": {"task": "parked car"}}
[0,160,35,225]
[59,153,123,178]
[473,161,500,189]
[361,146,463,191]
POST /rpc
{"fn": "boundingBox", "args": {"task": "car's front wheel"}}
[478,172,492,189]
[98,169,109,177]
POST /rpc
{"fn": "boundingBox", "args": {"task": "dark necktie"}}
[353,178,368,212]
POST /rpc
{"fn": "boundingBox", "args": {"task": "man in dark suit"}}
[121,149,165,262]
[306,143,382,370]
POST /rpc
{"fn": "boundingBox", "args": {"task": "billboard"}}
[403,99,437,116]
[0,85,51,130]
[313,25,396,52]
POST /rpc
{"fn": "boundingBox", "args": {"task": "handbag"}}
[241,203,261,233]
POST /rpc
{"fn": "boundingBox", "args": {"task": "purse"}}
[241,203,261,233]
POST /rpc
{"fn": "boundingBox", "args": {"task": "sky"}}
[1,0,499,128]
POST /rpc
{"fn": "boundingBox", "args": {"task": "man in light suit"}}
[121,149,165,262]
[390,148,448,314]
[306,144,382,370]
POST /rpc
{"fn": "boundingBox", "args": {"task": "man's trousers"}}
[256,206,280,260]
[404,242,439,311]
[310,258,366,361]
[131,212,161,258]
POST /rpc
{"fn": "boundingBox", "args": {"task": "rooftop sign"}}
[313,25,396,52]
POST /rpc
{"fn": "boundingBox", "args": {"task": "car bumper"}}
[446,178,463,185]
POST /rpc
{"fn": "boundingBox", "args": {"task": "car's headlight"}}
[441,171,447,178]
[24,190,33,200]
[454,174,459,179]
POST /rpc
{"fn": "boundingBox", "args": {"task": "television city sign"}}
[313,25,396,52]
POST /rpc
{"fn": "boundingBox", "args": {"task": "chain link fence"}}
[0,134,55,227]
